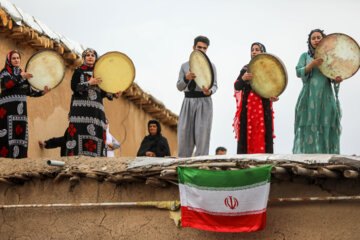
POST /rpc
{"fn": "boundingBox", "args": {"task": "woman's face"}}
[310,32,323,49]
[84,52,96,66]
[149,123,158,135]
[251,45,262,58]
[10,53,21,67]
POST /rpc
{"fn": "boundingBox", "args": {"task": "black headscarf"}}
[251,42,266,54]
[307,29,326,57]
[2,50,22,76]
[240,42,267,72]
[137,120,170,157]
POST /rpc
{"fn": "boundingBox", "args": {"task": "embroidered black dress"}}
[0,66,43,158]
[64,65,113,157]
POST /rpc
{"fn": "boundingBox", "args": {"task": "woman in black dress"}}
[137,120,170,157]
[233,43,277,154]
[0,50,50,158]
[64,48,120,157]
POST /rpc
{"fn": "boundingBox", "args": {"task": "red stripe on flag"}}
[181,206,266,232]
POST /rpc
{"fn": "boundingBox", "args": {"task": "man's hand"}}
[38,140,46,148]
[185,70,196,81]
[202,86,211,95]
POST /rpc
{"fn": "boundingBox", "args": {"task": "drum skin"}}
[94,52,135,93]
[315,33,360,80]
[248,53,287,98]
[25,50,65,90]
[189,50,214,89]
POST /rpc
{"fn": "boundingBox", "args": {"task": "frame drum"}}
[94,52,135,93]
[189,50,214,89]
[25,50,65,90]
[248,53,287,98]
[315,33,360,80]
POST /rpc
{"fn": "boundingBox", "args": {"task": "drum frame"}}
[189,50,214,90]
[94,51,136,93]
[25,49,66,90]
[314,33,360,80]
[248,53,288,98]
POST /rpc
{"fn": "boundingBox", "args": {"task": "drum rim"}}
[25,49,66,91]
[93,51,136,93]
[248,52,288,98]
[189,50,214,90]
[314,32,360,80]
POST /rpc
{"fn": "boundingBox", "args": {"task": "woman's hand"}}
[145,151,156,157]
[334,76,343,84]
[310,58,323,68]
[114,91,123,98]
[43,86,51,95]
[242,72,253,81]
[305,58,323,73]
[185,70,196,81]
[21,72,33,79]
[269,96,279,102]
[88,77,102,85]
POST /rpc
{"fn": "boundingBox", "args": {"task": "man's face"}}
[193,42,208,53]
[216,150,226,155]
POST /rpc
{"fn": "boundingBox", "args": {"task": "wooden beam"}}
[0,9,9,27]
[63,52,77,60]
[54,42,65,55]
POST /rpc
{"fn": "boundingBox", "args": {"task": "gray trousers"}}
[177,97,213,157]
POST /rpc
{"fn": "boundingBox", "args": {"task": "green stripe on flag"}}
[177,165,273,188]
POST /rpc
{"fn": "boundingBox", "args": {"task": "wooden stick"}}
[0,177,14,185]
[292,166,311,176]
[318,167,339,178]
[146,177,168,188]
[69,175,80,186]
[344,170,359,179]
[271,166,287,174]
[63,52,77,60]
[0,9,9,27]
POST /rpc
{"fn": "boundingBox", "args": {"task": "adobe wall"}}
[0,176,360,239]
[0,35,178,158]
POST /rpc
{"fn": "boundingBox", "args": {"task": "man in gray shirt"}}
[176,36,218,157]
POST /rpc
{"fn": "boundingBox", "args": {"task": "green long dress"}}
[293,52,341,154]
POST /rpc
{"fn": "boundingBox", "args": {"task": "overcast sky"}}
[9,0,360,155]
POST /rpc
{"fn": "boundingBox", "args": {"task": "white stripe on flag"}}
[179,182,270,214]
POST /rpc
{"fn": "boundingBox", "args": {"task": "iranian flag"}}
[178,165,273,232]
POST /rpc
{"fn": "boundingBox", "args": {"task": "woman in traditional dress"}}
[233,42,277,154]
[64,48,121,157]
[0,50,50,158]
[293,29,342,153]
[137,120,170,157]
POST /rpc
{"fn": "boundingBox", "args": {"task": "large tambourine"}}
[189,50,214,89]
[248,53,287,98]
[94,51,135,93]
[25,50,65,90]
[314,33,360,80]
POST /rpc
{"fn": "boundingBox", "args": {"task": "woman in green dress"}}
[293,29,343,154]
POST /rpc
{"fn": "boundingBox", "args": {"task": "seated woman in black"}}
[137,120,170,157]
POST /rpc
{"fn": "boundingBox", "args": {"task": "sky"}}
[9,0,360,155]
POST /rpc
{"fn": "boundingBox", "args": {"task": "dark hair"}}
[194,36,210,47]
[307,29,326,57]
[215,146,227,154]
